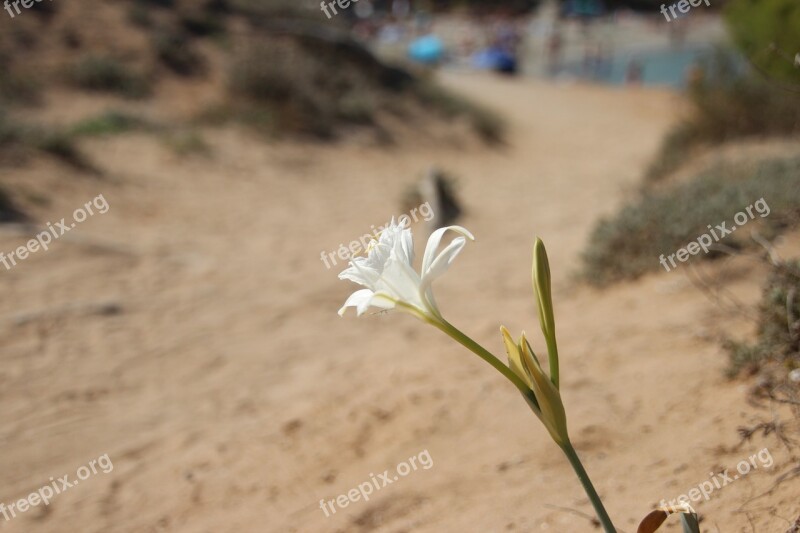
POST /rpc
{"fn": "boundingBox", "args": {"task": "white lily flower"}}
[337,219,474,322]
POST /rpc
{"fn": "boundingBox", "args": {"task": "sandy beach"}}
[0,66,798,532]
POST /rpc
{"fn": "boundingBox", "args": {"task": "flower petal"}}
[393,224,415,266]
[338,289,375,316]
[339,258,381,290]
[338,289,396,316]
[421,236,466,290]
[421,225,474,275]
[501,326,534,390]
[521,333,569,445]
[377,257,425,310]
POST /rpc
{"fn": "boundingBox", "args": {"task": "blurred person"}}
[669,20,687,48]
[392,0,410,20]
[378,15,405,44]
[470,14,521,75]
[625,58,643,84]
[354,0,374,20]
[546,25,563,75]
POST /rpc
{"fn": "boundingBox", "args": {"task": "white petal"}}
[339,257,380,289]
[338,289,375,316]
[368,292,399,311]
[337,289,397,316]
[393,226,414,266]
[378,258,425,308]
[423,236,466,282]
[421,225,474,274]
[361,240,391,272]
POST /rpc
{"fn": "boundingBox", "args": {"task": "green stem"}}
[429,318,531,394]
[425,315,613,531]
[545,334,559,389]
[561,442,616,532]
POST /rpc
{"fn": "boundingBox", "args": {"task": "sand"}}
[0,71,798,532]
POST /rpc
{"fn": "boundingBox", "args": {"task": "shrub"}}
[228,37,349,137]
[0,110,24,148]
[127,3,154,28]
[222,19,504,141]
[726,260,800,377]
[583,156,800,286]
[165,130,211,156]
[153,30,207,76]
[0,110,97,172]
[0,72,41,106]
[725,0,800,88]
[0,53,41,106]
[413,80,505,144]
[179,10,226,37]
[68,56,152,98]
[0,186,27,223]
[35,132,96,172]
[645,51,800,182]
[69,111,150,137]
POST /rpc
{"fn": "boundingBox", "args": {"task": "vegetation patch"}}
[645,0,800,182]
[725,0,800,88]
[69,111,152,137]
[68,56,152,99]
[413,80,505,144]
[0,110,99,172]
[152,28,207,77]
[645,51,800,182]
[725,259,800,379]
[0,186,28,223]
[582,156,800,286]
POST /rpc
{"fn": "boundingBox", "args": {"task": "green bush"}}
[0,72,41,106]
[0,111,96,172]
[228,37,360,137]
[726,260,800,377]
[68,56,152,98]
[725,0,800,87]
[69,111,150,137]
[35,132,96,172]
[583,156,800,286]
[226,25,502,141]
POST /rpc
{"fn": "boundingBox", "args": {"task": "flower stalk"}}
[337,223,616,531]
[561,442,616,532]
